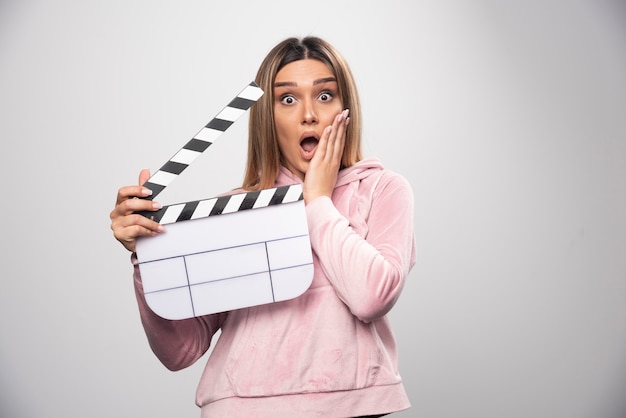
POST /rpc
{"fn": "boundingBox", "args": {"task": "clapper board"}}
[135,82,314,320]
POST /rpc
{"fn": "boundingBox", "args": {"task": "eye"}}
[319,92,333,102]
[280,95,296,105]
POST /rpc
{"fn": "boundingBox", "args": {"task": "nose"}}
[301,99,318,125]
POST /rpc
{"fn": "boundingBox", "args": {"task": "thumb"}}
[138,168,151,186]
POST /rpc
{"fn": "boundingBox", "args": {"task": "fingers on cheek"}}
[324,124,332,140]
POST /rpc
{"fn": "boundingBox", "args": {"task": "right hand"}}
[303,109,349,204]
[110,168,165,253]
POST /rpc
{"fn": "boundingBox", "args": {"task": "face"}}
[273,59,343,180]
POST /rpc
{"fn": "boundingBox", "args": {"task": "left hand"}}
[303,109,350,203]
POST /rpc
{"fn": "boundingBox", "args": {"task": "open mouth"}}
[300,136,319,153]
[299,131,320,160]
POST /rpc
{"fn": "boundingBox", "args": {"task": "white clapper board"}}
[135,82,314,320]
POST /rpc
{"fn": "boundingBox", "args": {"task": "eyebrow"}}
[274,77,337,88]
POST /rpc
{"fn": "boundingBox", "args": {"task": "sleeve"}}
[305,172,416,323]
[131,254,227,371]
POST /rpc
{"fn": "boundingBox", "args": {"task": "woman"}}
[110,36,416,417]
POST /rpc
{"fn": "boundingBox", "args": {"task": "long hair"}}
[242,36,363,190]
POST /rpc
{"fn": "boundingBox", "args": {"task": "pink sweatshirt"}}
[132,157,416,417]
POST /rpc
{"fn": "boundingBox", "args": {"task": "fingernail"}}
[343,109,350,118]
[325,125,332,134]
[157,225,165,233]
[142,188,153,196]
[152,202,162,209]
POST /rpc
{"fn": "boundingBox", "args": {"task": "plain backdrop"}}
[1,1,625,417]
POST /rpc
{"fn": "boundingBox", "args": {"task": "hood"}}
[275,158,385,188]
[335,157,384,187]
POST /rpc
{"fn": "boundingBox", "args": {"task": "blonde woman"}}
[110,36,416,418]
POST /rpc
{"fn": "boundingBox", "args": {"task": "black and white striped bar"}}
[141,81,264,200]
[147,184,304,225]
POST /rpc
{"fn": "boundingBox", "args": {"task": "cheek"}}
[274,124,293,158]
[274,121,291,149]
[274,112,298,142]
[322,104,343,124]
[273,114,286,139]
[274,109,290,132]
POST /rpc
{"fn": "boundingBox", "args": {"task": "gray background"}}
[1,1,625,417]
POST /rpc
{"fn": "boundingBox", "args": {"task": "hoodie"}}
[131,157,416,417]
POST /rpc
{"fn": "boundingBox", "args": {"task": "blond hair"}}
[242,37,363,190]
